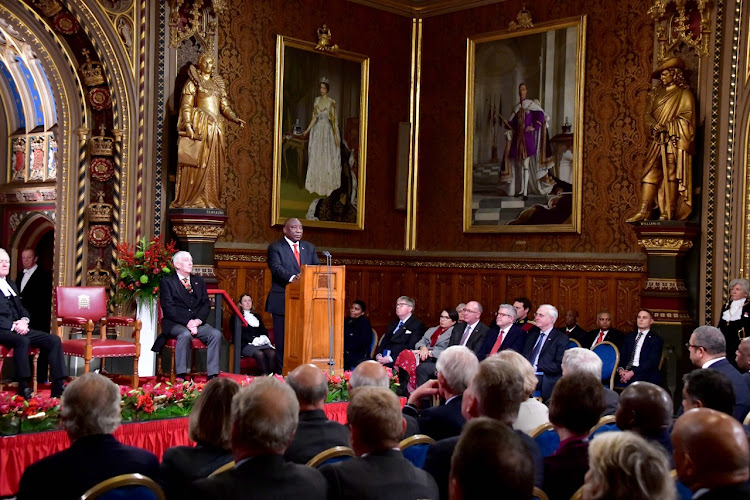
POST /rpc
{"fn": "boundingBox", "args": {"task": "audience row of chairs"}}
[529,415,619,458]
[568,338,621,390]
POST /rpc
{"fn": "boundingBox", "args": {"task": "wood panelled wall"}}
[215,250,646,335]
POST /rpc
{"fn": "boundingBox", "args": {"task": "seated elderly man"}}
[672,408,750,499]
[615,381,674,457]
[17,373,159,499]
[284,364,350,464]
[319,387,438,500]
[562,347,620,415]
[192,377,327,499]
[522,304,569,401]
[402,345,478,440]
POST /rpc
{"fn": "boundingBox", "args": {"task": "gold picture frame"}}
[463,16,586,233]
[272,35,369,229]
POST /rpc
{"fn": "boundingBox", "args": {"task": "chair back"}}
[209,460,235,477]
[532,486,549,500]
[55,286,108,322]
[744,410,750,426]
[671,469,693,500]
[399,434,436,468]
[370,328,378,358]
[306,446,355,468]
[592,341,620,389]
[569,485,583,500]
[568,338,581,349]
[589,415,619,438]
[79,473,164,500]
[528,423,560,458]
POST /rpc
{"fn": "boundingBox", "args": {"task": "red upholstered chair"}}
[0,346,40,393]
[55,286,141,388]
[154,302,208,384]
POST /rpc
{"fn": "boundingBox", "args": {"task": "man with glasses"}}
[522,304,568,401]
[375,296,425,371]
[617,309,663,386]
[477,304,526,360]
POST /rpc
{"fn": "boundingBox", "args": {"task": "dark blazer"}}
[153,273,212,352]
[265,238,320,316]
[618,330,663,385]
[449,321,490,355]
[375,315,426,363]
[319,449,438,500]
[522,328,569,400]
[602,388,620,416]
[718,300,750,369]
[543,436,589,500]
[160,443,232,498]
[708,358,750,422]
[284,409,351,465]
[191,454,327,499]
[476,323,526,360]
[230,312,269,347]
[17,434,160,500]
[697,481,750,500]
[19,267,52,331]
[743,371,750,393]
[0,280,30,329]
[344,315,372,369]
[582,328,625,351]
[564,324,587,342]
[403,394,466,441]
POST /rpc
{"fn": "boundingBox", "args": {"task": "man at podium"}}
[266,218,321,373]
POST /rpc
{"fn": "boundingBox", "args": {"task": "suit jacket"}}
[697,481,750,500]
[17,434,160,500]
[476,323,526,360]
[543,436,589,500]
[265,238,320,316]
[0,279,30,330]
[602,387,620,416]
[414,325,454,358]
[564,324,587,342]
[743,371,750,393]
[19,267,52,332]
[284,409,351,465]
[618,330,663,385]
[448,321,490,355]
[191,454,326,499]
[582,328,625,351]
[376,315,426,362]
[708,358,750,422]
[403,394,465,441]
[522,328,569,400]
[319,449,438,500]
[153,273,211,352]
[160,443,233,498]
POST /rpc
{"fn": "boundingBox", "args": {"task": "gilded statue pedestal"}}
[168,208,227,265]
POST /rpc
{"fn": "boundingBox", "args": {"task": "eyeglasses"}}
[496,312,513,318]
[396,302,409,307]
[464,309,479,315]
[685,343,703,350]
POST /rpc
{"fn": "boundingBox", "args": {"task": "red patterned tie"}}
[489,330,505,355]
[595,330,605,345]
[294,243,301,267]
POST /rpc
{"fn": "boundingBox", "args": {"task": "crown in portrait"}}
[34,0,63,18]
[320,77,329,84]
[88,191,113,223]
[89,124,114,157]
[79,49,105,87]
[87,258,111,287]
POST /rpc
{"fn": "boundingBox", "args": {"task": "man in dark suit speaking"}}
[266,218,320,374]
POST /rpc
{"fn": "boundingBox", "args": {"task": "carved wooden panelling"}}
[457,274,477,304]
[434,273,455,314]
[413,271,434,320]
[558,278,582,321]
[616,279,643,333]
[480,274,502,315]
[505,275,527,303]
[586,279,611,323]
[532,277,553,308]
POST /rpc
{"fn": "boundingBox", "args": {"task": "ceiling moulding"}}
[347,0,506,18]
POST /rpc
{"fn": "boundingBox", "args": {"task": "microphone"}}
[323,251,332,258]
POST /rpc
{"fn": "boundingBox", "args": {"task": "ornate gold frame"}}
[271,34,369,230]
[462,16,586,233]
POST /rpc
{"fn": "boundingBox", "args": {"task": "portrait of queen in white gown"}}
[302,78,341,196]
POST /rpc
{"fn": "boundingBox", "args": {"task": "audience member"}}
[396,307,457,391]
[615,381,674,457]
[17,373,159,500]
[562,348,620,415]
[161,378,239,497]
[0,248,65,399]
[319,387,438,500]
[686,325,750,421]
[423,356,543,500]
[18,248,52,383]
[476,303,526,360]
[672,408,750,499]
[617,309,663,386]
[284,364,350,464]
[231,293,276,375]
[583,311,624,351]
[191,377,326,499]
[449,417,534,500]
[497,349,549,433]
[544,373,605,500]
[563,309,586,342]
[153,250,221,380]
[344,300,372,370]
[682,368,736,417]
[522,304,569,401]
[718,278,750,369]
[402,346,478,440]
[513,297,539,334]
[736,337,750,391]
[375,296,426,371]
[583,431,676,500]
[455,303,467,324]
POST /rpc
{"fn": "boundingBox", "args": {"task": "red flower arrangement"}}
[113,235,177,308]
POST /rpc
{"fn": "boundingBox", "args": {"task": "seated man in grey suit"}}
[192,377,327,499]
[562,348,620,416]
[284,364,350,464]
[319,387,438,500]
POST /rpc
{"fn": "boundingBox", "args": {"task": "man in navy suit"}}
[375,295,426,368]
[477,303,526,360]
[686,325,750,422]
[266,218,320,374]
[153,250,221,380]
[17,373,159,499]
[522,304,569,401]
[617,309,664,386]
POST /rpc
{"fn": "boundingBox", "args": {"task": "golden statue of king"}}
[172,52,245,209]
[627,57,695,222]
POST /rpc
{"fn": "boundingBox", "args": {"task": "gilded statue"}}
[172,52,245,209]
[627,57,695,222]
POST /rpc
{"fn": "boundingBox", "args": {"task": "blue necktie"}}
[396,321,404,332]
[530,332,547,369]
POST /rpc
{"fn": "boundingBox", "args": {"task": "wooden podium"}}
[283,265,345,375]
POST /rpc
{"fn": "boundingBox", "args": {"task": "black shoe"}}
[18,387,33,400]
[176,373,187,380]
[51,380,65,399]
[207,374,218,381]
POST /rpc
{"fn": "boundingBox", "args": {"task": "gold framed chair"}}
[209,460,235,477]
[591,341,620,390]
[569,485,583,500]
[79,473,164,500]
[399,434,436,468]
[0,346,39,393]
[306,446,355,467]
[529,422,560,458]
[533,486,549,500]
[589,415,618,438]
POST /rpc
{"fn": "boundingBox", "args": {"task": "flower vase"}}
[136,298,158,376]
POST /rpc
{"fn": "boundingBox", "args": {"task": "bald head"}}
[349,360,388,393]
[672,408,750,491]
[286,364,328,410]
[737,338,750,372]
[616,381,673,436]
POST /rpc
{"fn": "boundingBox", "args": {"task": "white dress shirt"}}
[631,329,649,367]
[20,264,37,292]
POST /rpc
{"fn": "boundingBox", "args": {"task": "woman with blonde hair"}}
[496,350,549,433]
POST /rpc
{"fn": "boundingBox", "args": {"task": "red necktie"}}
[595,330,605,345]
[489,330,505,355]
[293,243,301,267]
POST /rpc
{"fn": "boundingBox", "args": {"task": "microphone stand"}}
[323,251,335,374]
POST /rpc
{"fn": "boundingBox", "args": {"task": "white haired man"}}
[522,304,569,401]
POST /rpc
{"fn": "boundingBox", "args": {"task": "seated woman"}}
[344,299,372,370]
[231,293,276,375]
[160,377,239,497]
[496,350,549,434]
[394,308,457,393]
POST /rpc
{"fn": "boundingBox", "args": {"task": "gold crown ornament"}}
[88,191,113,223]
[89,125,114,157]
[86,258,111,287]
[79,49,105,87]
